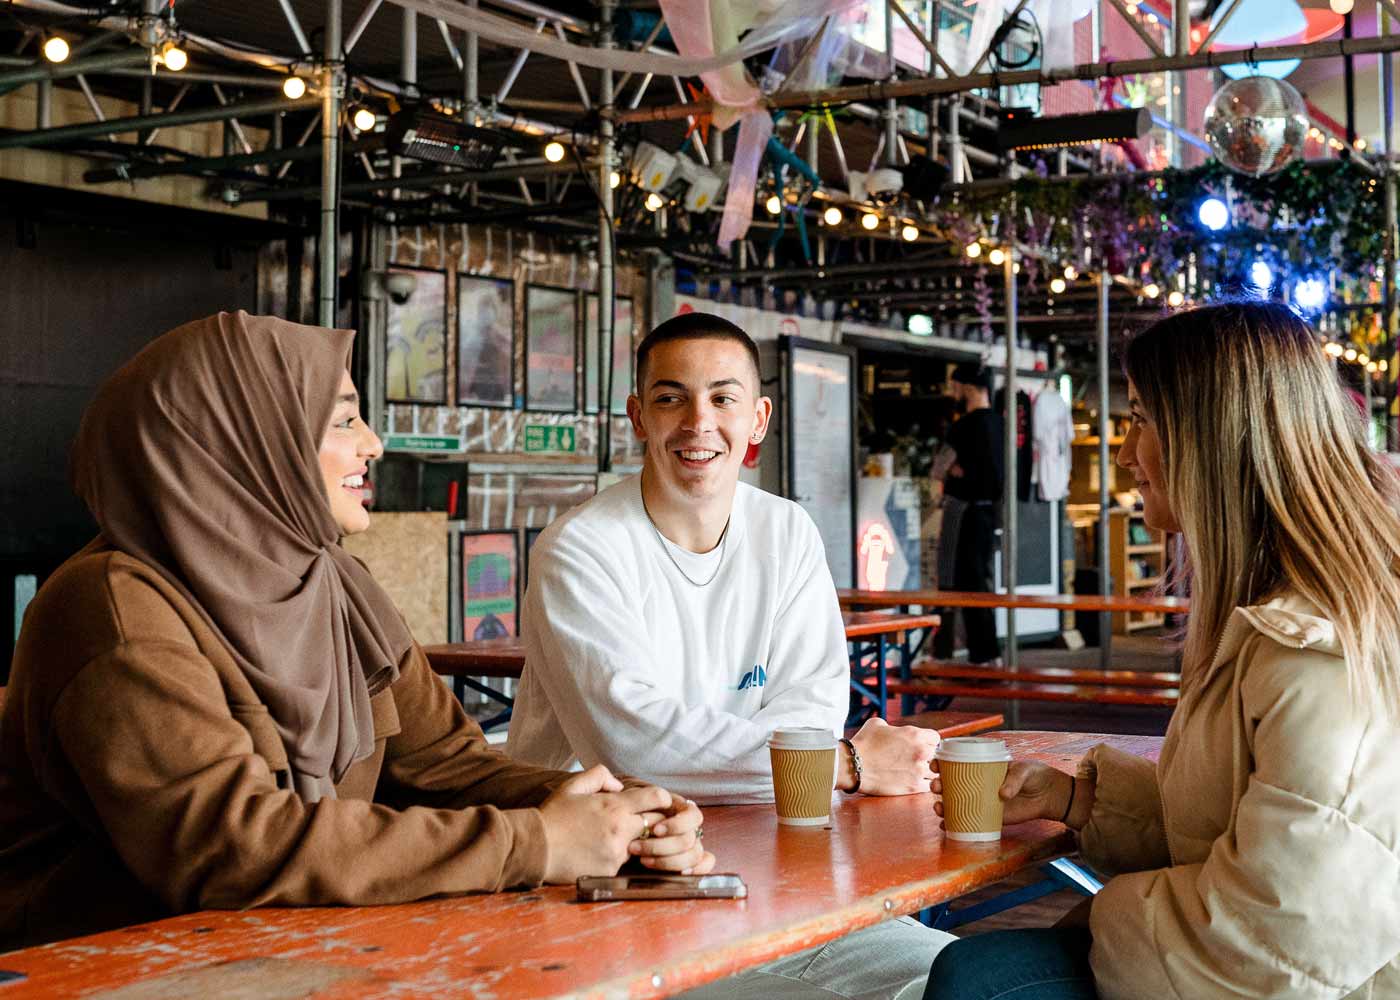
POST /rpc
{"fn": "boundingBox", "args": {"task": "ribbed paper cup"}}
[936,737,1013,842]
[768,728,837,826]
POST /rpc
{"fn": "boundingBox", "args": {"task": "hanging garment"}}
[1033,388,1074,502]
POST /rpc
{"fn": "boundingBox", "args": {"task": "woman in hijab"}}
[0,312,711,951]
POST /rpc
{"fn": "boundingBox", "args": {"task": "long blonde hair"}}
[1124,302,1400,713]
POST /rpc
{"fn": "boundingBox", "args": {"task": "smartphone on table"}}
[576,873,748,901]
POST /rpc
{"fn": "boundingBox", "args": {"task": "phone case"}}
[575,873,748,901]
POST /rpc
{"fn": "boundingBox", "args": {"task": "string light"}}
[1380,359,1390,372]
[645,192,665,211]
[1013,261,1021,275]
[352,107,377,131]
[43,36,69,63]
[1050,277,1067,294]
[988,247,1006,266]
[824,206,843,226]
[1344,347,1358,361]
[1167,290,1185,307]
[1368,361,1379,373]
[861,212,880,230]
[1143,283,1161,299]
[1359,353,1370,365]
[160,41,187,72]
[544,141,566,163]
[1325,342,1345,357]
[1330,0,1354,14]
[901,224,919,242]
[282,75,306,99]
[609,170,621,189]
[1063,264,1078,280]
[765,194,783,215]
[965,242,982,259]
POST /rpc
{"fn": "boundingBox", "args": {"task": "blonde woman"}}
[925,302,1400,999]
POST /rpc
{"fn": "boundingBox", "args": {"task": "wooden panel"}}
[909,660,1181,690]
[839,588,1189,616]
[343,512,448,646]
[0,731,1155,999]
[885,679,1179,707]
[842,610,940,639]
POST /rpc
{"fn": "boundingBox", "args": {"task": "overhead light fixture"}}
[160,42,188,71]
[43,35,69,63]
[965,241,982,259]
[632,142,678,192]
[823,205,843,226]
[997,107,1152,151]
[901,224,919,242]
[671,153,722,211]
[1049,277,1067,294]
[385,107,505,169]
[1167,290,1185,307]
[282,75,307,100]
[861,212,880,231]
[544,140,566,163]
[645,192,665,211]
[353,107,378,132]
[988,247,1006,266]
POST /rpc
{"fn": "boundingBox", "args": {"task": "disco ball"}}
[1203,76,1309,177]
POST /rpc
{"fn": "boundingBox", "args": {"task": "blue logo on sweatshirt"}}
[737,665,767,690]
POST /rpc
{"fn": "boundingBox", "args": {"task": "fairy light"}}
[1167,290,1185,307]
[988,247,1006,266]
[352,107,377,131]
[544,141,566,163]
[1344,348,1358,361]
[282,75,307,99]
[765,195,782,215]
[1050,277,1067,294]
[43,36,69,63]
[609,170,621,189]
[160,41,187,71]
[965,242,982,259]
[861,212,880,230]
[823,206,843,226]
[1063,264,1078,281]
[645,192,665,211]
[1143,283,1161,299]
[902,224,919,242]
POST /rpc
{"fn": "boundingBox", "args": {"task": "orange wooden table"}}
[0,731,1153,999]
[839,588,1190,616]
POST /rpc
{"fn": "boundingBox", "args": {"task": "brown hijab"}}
[71,311,413,802]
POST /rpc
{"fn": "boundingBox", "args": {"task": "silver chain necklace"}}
[641,493,731,587]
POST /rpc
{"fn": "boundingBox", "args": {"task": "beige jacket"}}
[0,545,570,952]
[1080,594,1400,999]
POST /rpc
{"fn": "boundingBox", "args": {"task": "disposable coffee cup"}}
[936,737,1013,842]
[768,728,837,826]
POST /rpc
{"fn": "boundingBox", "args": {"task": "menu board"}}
[784,339,856,587]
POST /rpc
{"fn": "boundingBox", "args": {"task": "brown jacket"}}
[0,544,569,952]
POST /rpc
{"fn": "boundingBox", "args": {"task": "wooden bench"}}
[895,709,1005,737]
[880,677,1178,708]
[908,661,1180,689]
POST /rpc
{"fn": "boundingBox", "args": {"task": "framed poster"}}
[461,530,519,640]
[583,293,635,415]
[524,285,578,412]
[456,275,515,407]
[781,336,858,588]
[385,266,448,404]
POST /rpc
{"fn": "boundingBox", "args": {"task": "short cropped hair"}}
[635,312,761,390]
[950,361,992,391]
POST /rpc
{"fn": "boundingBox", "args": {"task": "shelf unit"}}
[1109,509,1168,633]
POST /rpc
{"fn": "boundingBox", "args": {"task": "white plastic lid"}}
[935,737,1012,763]
[767,727,837,750]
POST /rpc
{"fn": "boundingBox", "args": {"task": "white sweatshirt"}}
[506,474,848,804]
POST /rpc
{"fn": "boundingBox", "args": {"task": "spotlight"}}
[353,107,378,132]
[988,247,1006,266]
[544,140,566,163]
[965,242,982,259]
[43,36,69,63]
[902,224,919,242]
[645,192,665,211]
[1143,282,1161,299]
[908,314,935,336]
[1064,264,1078,280]
[823,206,843,226]
[1294,277,1326,311]
[766,194,783,215]
[1050,277,1067,294]
[1331,0,1354,14]
[160,41,187,72]
[997,107,1151,152]
[861,212,880,230]
[609,170,621,189]
[632,142,678,191]
[1250,260,1274,290]
[1167,290,1185,307]
[1197,197,1229,231]
[282,75,307,100]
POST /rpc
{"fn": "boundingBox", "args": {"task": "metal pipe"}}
[1170,0,1190,167]
[277,108,322,178]
[243,156,587,202]
[437,19,463,71]
[345,0,386,54]
[0,95,318,150]
[949,96,963,183]
[1345,11,1357,148]
[0,47,148,88]
[556,21,593,109]
[36,79,51,128]
[464,0,479,119]
[1097,267,1112,670]
[84,136,379,183]
[884,0,898,167]
[141,82,188,146]
[598,0,616,471]
[619,32,1400,122]
[494,19,547,103]
[320,0,344,327]
[212,84,256,157]
[277,0,314,56]
[107,67,289,89]
[1002,239,1019,724]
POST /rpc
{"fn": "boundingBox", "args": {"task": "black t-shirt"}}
[945,407,1005,503]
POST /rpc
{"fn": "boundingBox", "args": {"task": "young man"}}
[508,312,950,999]
[933,362,1005,666]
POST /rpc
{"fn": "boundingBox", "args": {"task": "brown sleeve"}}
[378,644,573,810]
[49,640,552,914]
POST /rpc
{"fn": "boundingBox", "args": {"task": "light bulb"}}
[1197,197,1229,232]
[282,75,306,100]
[1325,342,1345,357]
[988,247,1006,266]
[1381,360,1390,372]
[161,43,187,72]
[1143,283,1161,299]
[861,212,880,230]
[352,107,377,131]
[1013,261,1021,274]
[1050,277,1067,294]
[1167,290,1185,307]
[645,192,665,211]
[965,242,982,259]
[1064,264,1078,280]
[1344,348,1358,361]
[1330,0,1354,14]
[1359,353,1370,365]
[765,194,783,215]
[43,36,69,63]
[609,170,621,189]
[901,224,919,242]
[544,141,566,163]
[1368,361,1379,373]
[824,206,842,226]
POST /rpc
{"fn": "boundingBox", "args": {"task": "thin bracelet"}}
[1059,777,1077,824]
[839,737,862,794]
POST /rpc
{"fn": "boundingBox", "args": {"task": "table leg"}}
[877,633,888,720]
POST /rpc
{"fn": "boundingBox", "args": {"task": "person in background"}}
[932,361,1005,666]
[0,311,706,951]
[509,312,953,999]
[925,302,1400,999]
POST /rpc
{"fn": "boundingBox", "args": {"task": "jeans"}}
[922,929,1097,1000]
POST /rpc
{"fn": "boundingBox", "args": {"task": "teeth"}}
[343,475,364,487]
[679,450,718,461]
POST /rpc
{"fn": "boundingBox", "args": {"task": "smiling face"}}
[627,337,771,509]
[318,370,383,536]
[1117,376,1181,534]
